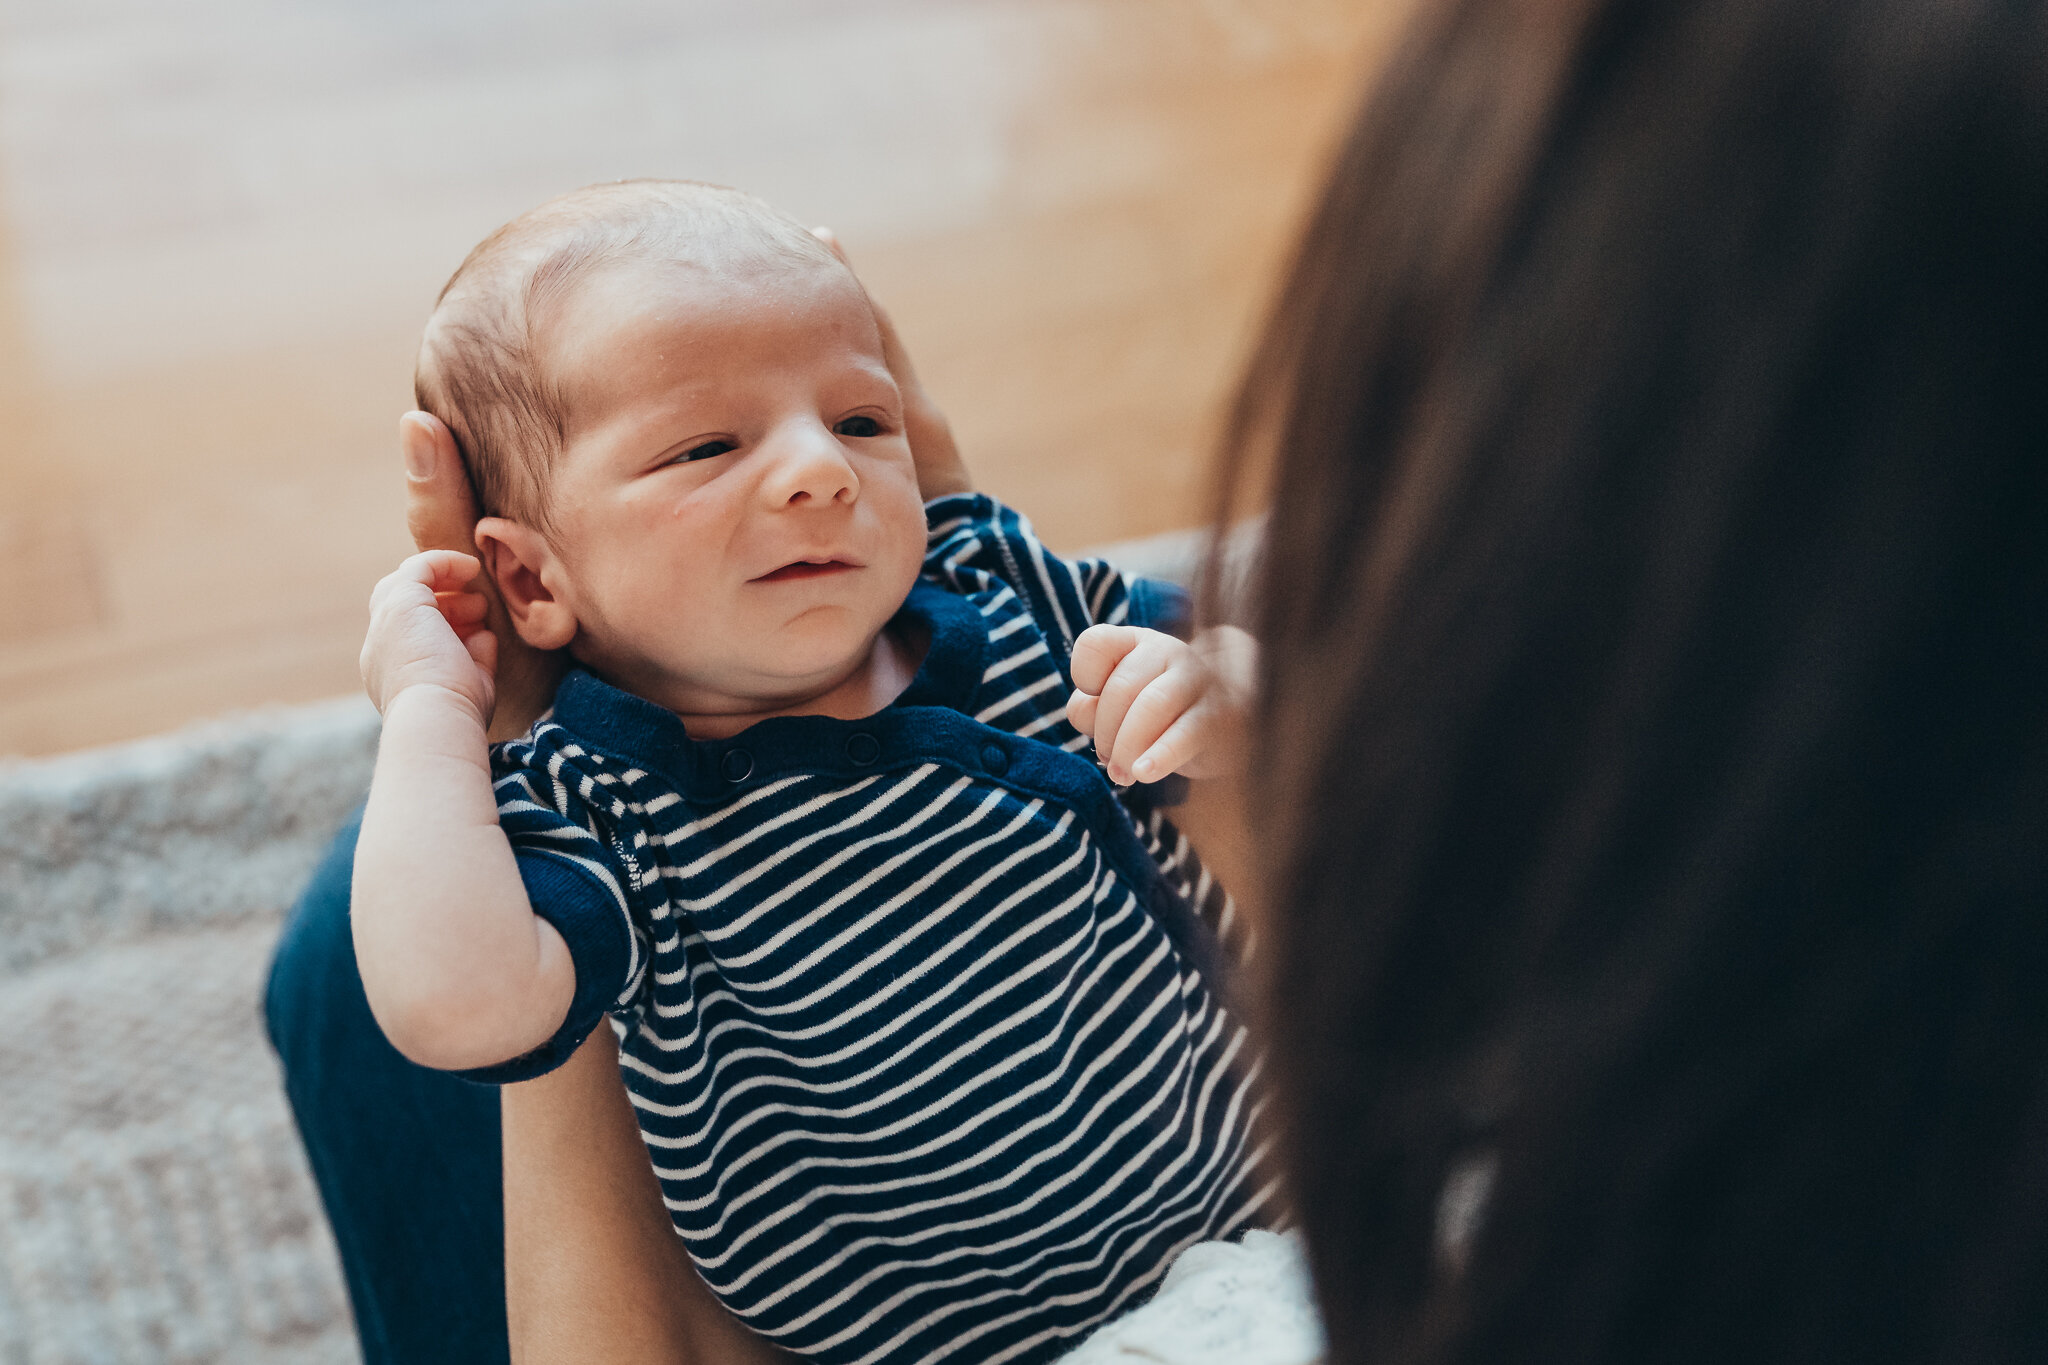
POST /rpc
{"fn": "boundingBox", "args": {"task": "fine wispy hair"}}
[415,179,840,530]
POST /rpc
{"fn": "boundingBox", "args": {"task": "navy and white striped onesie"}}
[475,494,1271,1365]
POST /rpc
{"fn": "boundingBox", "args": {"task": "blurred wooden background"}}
[0,0,1407,756]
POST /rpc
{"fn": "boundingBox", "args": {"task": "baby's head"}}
[417,180,927,717]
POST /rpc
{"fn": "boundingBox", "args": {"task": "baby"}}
[354,180,1268,1365]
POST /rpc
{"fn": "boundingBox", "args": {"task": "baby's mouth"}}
[753,559,858,584]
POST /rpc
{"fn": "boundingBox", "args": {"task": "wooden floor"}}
[0,0,1407,756]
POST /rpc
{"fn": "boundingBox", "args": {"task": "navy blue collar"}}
[539,580,990,794]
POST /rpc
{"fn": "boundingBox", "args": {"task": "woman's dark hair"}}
[1218,0,2048,1360]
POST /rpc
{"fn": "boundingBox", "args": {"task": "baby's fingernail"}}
[1133,758,1156,781]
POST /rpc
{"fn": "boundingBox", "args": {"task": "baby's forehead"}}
[536,248,881,413]
[543,246,870,355]
[560,245,835,310]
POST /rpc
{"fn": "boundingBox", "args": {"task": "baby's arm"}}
[352,550,577,1071]
[1067,624,1257,787]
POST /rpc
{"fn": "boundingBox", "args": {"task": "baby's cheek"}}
[878,530,926,608]
[875,483,930,569]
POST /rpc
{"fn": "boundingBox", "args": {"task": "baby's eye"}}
[675,439,737,464]
[834,415,884,439]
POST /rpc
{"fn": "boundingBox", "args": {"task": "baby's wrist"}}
[382,680,491,736]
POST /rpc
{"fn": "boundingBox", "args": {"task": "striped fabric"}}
[481,495,1271,1364]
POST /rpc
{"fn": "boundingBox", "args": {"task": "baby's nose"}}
[763,422,859,506]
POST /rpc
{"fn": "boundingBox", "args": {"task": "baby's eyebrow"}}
[838,359,900,392]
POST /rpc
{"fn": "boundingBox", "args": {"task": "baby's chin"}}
[619,629,883,711]
[739,627,892,694]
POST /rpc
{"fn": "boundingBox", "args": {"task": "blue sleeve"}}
[923,493,1194,657]
[453,732,648,1084]
[1126,575,1194,640]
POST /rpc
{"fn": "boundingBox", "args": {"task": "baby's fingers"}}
[438,590,490,631]
[1106,664,1204,784]
[1129,703,1210,784]
[407,549,482,594]
[463,628,499,681]
[1070,625,1143,696]
[368,550,483,615]
[1086,633,1183,780]
[360,551,498,718]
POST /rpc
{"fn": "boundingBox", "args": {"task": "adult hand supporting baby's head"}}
[400,411,567,741]
[811,227,973,502]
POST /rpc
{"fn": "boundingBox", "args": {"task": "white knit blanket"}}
[0,700,379,1363]
[1059,1231,1325,1365]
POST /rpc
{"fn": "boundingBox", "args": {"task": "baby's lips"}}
[750,554,864,583]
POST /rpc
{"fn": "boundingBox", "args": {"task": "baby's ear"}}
[474,518,578,651]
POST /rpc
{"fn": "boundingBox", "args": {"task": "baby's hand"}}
[1067,625,1256,786]
[359,550,498,724]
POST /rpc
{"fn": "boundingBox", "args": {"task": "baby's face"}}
[526,256,927,715]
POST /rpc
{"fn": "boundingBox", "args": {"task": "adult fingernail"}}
[402,418,433,480]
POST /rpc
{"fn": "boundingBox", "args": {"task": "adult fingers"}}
[812,226,969,499]
[811,225,849,266]
[811,227,915,378]
[401,412,480,556]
